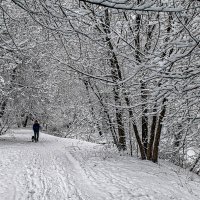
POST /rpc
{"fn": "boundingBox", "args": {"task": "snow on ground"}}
[0,129,200,200]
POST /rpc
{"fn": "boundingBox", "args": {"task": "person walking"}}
[33,120,41,142]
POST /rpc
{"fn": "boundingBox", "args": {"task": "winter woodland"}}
[0,0,200,175]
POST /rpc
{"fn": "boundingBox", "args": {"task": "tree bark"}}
[124,95,146,159]
[147,106,157,160]
[141,81,148,155]
[190,153,200,173]
[87,81,119,148]
[103,9,126,151]
[0,100,7,119]
[152,99,166,163]
[83,80,103,136]
[22,115,29,127]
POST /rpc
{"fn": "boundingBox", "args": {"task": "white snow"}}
[0,129,200,200]
[81,0,184,12]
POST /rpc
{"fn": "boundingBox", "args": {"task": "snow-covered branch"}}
[79,0,198,12]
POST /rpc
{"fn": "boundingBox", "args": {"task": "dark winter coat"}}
[33,123,40,132]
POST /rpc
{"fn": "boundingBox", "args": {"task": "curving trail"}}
[0,129,200,200]
[0,129,108,200]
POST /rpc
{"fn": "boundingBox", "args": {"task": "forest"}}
[0,0,200,173]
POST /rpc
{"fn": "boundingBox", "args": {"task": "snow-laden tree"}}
[2,0,199,166]
[0,1,50,129]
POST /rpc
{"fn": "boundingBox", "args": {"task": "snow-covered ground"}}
[0,129,200,200]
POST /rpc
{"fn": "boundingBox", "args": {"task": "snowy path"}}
[0,129,200,200]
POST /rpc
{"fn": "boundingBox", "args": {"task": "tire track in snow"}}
[50,149,88,200]
[62,149,110,200]
[66,147,160,200]
[82,160,160,200]
[23,146,70,200]
[66,148,135,200]
[4,140,71,200]
[29,141,84,200]
[22,151,49,200]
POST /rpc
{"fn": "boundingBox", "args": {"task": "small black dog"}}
[31,136,35,142]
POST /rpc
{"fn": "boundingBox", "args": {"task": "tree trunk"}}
[124,95,146,159]
[87,81,119,148]
[83,80,103,136]
[190,153,200,173]
[147,106,157,160]
[22,115,29,127]
[0,100,7,119]
[104,9,126,151]
[141,81,148,155]
[152,99,166,163]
